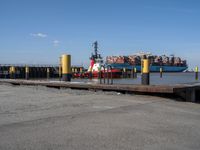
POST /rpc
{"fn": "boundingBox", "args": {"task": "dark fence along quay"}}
[0,64,84,79]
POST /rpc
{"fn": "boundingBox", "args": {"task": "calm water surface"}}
[71,72,200,85]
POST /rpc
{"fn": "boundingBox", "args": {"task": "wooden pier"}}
[0,79,199,103]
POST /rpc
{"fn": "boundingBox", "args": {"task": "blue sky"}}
[0,0,199,69]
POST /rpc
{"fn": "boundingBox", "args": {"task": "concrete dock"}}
[0,79,199,102]
[0,84,200,150]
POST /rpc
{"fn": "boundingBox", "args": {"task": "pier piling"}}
[134,68,137,78]
[59,57,62,81]
[160,67,163,78]
[195,67,198,80]
[141,59,150,85]
[25,66,29,80]
[9,66,16,79]
[47,68,50,80]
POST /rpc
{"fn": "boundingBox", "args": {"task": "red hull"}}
[73,69,122,78]
[90,71,122,78]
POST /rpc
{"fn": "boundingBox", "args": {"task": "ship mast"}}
[94,41,98,58]
[90,41,102,61]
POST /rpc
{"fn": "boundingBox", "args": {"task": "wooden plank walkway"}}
[0,79,199,102]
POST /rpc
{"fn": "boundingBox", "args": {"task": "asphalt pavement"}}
[0,84,200,150]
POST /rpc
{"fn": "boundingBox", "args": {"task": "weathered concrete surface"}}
[0,83,200,150]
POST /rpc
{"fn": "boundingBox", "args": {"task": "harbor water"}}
[71,72,200,85]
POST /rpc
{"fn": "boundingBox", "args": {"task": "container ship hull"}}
[107,63,188,72]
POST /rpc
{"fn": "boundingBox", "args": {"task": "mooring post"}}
[160,67,163,78]
[99,71,102,84]
[59,57,62,81]
[109,66,113,84]
[47,68,50,80]
[123,68,126,78]
[80,67,83,78]
[107,69,109,85]
[25,66,29,80]
[125,68,127,78]
[34,67,36,79]
[62,54,71,81]
[131,67,134,78]
[134,67,137,78]
[195,66,198,80]
[103,66,106,84]
[4,67,7,79]
[110,67,113,85]
[141,58,150,85]
[106,65,113,85]
[2,67,5,79]
[71,68,74,78]
[100,65,106,84]
[0,66,1,79]
[98,66,101,84]
[13,66,16,79]
[9,66,16,79]
[9,66,11,79]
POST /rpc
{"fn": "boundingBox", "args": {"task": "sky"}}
[0,0,200,69]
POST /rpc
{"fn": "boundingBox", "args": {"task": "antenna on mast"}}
[90,41,102,60]
[93,41,98,57]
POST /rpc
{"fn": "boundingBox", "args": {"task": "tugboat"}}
[84,41,122,78]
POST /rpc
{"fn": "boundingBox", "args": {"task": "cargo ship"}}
[106,52,188,72]
[79,42,188,79]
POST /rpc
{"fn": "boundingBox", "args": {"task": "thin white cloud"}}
[53,40,60,46]
[30,33,47,38]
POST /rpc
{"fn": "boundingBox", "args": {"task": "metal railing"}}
[99,65,113,85]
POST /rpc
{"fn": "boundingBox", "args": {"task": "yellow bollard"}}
[141,59,150,85]
[9,66,16,79]
[195,66,198,80]
[25,66,29,80]
[62,54,71,81]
